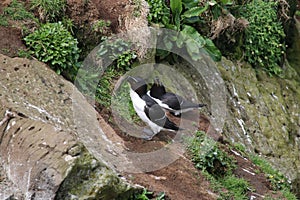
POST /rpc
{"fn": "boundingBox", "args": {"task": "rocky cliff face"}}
[217,58,300,195]
[0,54,138,199]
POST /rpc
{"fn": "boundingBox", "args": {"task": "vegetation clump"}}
[75,38,137,108]
[146,0,222,62]
[30,0,66,22]
[250,155,296,198]
[24,22,80,76]
[187,131,250,199]
[188,131,235,176]
[241,0,286,75]
[3,0,35,21]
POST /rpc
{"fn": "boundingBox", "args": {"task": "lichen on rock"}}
[217,57,300,195]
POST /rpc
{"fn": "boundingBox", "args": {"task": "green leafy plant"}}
[249,155,297,199]
[96,39,136,107]
[250,155,290,191]
[112,81,141,124]
[97,38,137,71]
[76,38,137,108]
[187,131,235,176]
[0,15,9,26]
[202,170,250,199]
[62,17,75,35]
[146,0,170,25]
[94,54,136,108]
[30,0,66,22]
[146,0,221,62]
[133,189,153,200]
[221,175,250,199]
[131,189,165,200]
[241,0,285,75]
[24,22,80,76]
[92,19,111,34]
[3,0,35,21]
[18,49,32,58]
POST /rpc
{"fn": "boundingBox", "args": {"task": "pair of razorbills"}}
[127,76,206,140]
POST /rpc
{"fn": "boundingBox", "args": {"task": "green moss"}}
[55,149,136,200]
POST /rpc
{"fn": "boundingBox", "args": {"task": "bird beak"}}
[154,77,161,85]
[127,76,134,84]
[127,76,138,87]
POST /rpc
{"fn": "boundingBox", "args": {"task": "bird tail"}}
[164,118,182,131]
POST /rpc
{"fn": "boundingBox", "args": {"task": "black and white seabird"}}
[127,76,181,140]
[148,77,207,116]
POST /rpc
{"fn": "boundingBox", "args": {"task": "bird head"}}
[150,77,166,98]
[127,76,148,96]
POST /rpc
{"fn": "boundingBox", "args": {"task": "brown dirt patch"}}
[99,102,283,199]
[126,158,215,200]
[0,26,26,58]
[92,0,130,32]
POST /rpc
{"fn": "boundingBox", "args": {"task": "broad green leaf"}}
[182,4,209,19]
[186,38,200,61]
[204,38,222,61]
[170,0,182,29]
[220,0,233,5]
[181,25,205,46]
[182,0,199,9]
[170,0,182,15]
[176,33,184,48]
[182,16,201,24]
[163,36,173,50]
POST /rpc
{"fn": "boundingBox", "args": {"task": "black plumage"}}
[149,77,206,116]
[127,76,181,139]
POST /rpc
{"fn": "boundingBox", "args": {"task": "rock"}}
[0,54,139,199]
[217,57,300,196]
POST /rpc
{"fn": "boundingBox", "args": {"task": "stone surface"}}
[0,54,138,199]
[217,57,300,195]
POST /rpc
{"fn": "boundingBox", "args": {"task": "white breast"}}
[130,89,162,134]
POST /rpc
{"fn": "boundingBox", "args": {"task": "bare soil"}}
[0,26,26,57]
[0,0,297,199]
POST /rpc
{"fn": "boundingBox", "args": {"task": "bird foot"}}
[141,128,156,140]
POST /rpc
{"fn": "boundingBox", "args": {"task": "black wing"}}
[160,93,181,110]
[144,103,179,131]
[142,94,158,107]
[162,93,203,110]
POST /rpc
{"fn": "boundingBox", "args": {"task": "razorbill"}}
[148,77,207,116]
[127,76,181,140]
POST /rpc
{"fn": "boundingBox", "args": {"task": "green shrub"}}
[24,22,80,75]
[250,155,290,191]
[145,0,222,62]
[76,38,137,108]
[30,0,66,22]
[221,175,250,199]
[241,0,285,75]
[130,189,165,200]
[3,0,35,20]
[0,15,9,26]
[188,131,235,176]
[250,155,297,199]
[146,0,170,25]
[202,169,250,199]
